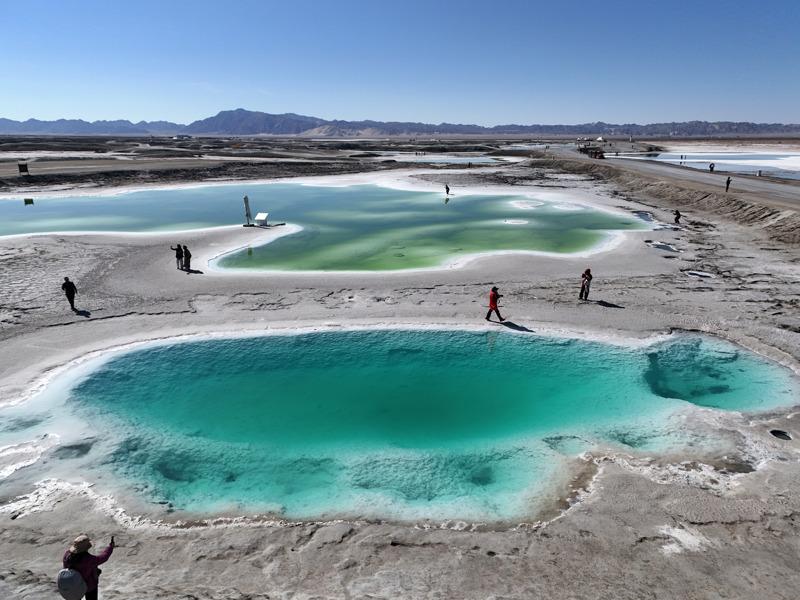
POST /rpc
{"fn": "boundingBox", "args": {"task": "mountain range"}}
[1,109,799,137]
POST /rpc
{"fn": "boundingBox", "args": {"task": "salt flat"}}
[1,140,799,599]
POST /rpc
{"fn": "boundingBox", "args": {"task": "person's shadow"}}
[501,320,535,333]
[184,268,204,275]
[73,308,92,318]
[593,300,625,309]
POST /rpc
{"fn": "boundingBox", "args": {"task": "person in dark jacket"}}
[61,277,78,311]
[182,245,192,271]
[62,534,114,600]
[170,243,184,270]
[579,268,593,300]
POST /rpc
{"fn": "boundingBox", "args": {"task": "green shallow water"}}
[0,183,644,271]
[215,184,644,270]
[9,329,795,521]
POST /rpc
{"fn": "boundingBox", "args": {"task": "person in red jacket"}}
[485,286,505,322]
[62,534,114,600]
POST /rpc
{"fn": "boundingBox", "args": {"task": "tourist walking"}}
[725,176,732,192]
[59,534,114,600]
[445,183,450,195]
[579,268,593,301]
[182,245,192,271]
[485,286,505,322]
[709,163,715,172]
[170,243,184,270]
[61,277,78,311]
[673,209,682,225]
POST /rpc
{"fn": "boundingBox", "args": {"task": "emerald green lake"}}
[5,330,796,521]
[0,182,644,271]
[215,185,644,270]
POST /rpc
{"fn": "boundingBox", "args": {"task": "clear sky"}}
[2,0,799,125]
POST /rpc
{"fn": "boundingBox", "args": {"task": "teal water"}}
[9,330,796,521]
[388,154,501,164]
[0,183,644,270]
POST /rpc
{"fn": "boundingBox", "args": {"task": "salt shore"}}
[1,143,799,599]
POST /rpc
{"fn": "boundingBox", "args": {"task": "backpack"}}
[57,568,87,600]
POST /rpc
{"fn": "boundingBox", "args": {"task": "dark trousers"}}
[176,257,183,269]
[486,308,503,321]
[579,283,590,300]
[65,293,76,310]
[85,589,98,600]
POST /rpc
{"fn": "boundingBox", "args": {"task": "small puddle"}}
[685,271,715,279]
[645,240,681,253]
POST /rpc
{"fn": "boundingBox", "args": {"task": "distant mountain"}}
[487,120,800,137]
[183,109,326,135]
[0,117,184,135]
[182,111,800,137]
[132,120,185,135]
[1,110,799,137]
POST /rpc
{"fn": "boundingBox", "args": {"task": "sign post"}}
[243,195,253,226]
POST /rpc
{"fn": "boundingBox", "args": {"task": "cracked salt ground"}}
[658,525,713,555]
[589,454,750,496]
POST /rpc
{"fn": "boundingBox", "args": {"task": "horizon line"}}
[2,110,799,128]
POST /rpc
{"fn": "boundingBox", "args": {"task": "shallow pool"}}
[0,182,644,270]
[217,185,643,270]
[384,153,501,164]
[2,330,796,521]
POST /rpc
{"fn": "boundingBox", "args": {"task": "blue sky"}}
[2,0,798,125]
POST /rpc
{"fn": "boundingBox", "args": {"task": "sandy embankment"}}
[0,151,799,599]
[536,146,800,244]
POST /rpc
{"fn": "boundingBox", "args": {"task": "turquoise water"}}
[7,330,796,521]
[0,183,644,270]
[388,154,501,164]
